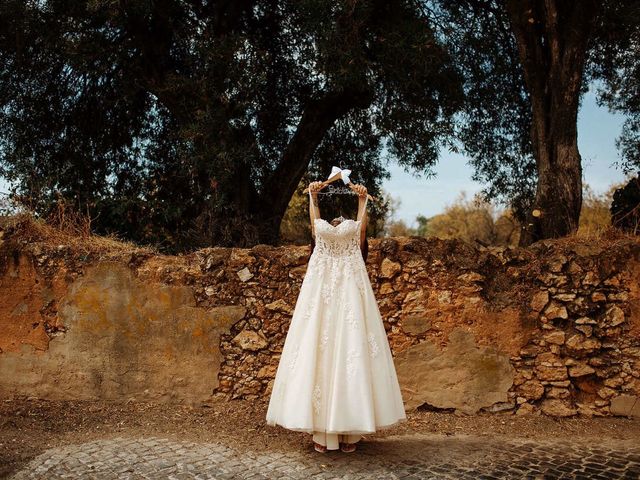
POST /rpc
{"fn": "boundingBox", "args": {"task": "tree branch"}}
[260,86,374,218]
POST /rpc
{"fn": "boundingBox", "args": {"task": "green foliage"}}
[2,0,636,251]
[376,190,522,246]
[427,0,638,227]
[577,183,616,236]
[588,1,640,173]
[416,191,520,246]
[0,0,462,251]
[425,1,536,223]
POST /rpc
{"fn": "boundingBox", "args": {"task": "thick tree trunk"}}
[253,87,374,245]
[505,0,598,246]
[124,2,374,247]
[525,95,584,245]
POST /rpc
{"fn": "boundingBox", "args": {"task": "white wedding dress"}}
[265,192,407,450]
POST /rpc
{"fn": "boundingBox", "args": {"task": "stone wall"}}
[1,215,639,417]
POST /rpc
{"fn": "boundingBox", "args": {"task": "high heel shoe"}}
[313,441,327,453]
[339,442,356,453]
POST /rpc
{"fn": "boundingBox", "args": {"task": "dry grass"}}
[0,210,159,258]
[546,223,640,251]
[1,205,639,263]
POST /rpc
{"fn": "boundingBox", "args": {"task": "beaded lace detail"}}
[313,384,322,415]
[312,218,362,258]
[346,347,361,380]
[319,317,330,352]
[309,218,367,304]
[288,346,299,371]
[367,332,379,358]
[345,300,358,329]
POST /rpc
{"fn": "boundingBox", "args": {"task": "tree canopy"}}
[427,0,638,243]
[589,1,640,173]
[426,0,536,225]
[0,0,462,252]
[1,0,638,250]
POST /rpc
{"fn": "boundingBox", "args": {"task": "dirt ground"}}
[1,397,639,478]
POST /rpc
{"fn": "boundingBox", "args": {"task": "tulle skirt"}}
[265,252,407,437]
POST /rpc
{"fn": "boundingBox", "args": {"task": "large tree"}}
[0,0,462,251]
[427,1,536,228]
[432,0,637,246]
[504,0,599,245]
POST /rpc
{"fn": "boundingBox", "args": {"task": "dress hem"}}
[266,415,408,435]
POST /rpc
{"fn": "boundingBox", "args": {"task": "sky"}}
[0,86,632,224]
[382,86,631,227]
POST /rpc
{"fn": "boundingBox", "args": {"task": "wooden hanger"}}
[303,170,376,202]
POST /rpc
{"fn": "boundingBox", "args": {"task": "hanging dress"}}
[265,191,407,450]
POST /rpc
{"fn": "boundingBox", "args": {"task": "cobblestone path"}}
[10,433,640,479]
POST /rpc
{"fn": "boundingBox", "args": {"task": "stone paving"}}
[9,433,640,480]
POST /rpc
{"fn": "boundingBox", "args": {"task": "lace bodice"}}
[304,188,369,307]
[312,218,363,259]
[308,187,367,261]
